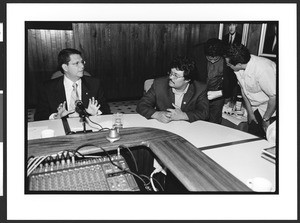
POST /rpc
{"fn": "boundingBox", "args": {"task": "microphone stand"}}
[75,101,92,134]
[79,113,88,133]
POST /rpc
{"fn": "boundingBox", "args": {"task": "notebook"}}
[261,147,276,163]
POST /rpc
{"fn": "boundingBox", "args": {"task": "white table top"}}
[28,119,65,140]
[28,113,276,190]
[203,140,276,191]
[65,114,257,148]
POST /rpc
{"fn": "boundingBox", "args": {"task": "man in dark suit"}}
[34,48,110,121]
[136,56,209,123]
[222,23,242,45]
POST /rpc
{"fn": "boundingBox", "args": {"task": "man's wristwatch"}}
[263,117,270,122]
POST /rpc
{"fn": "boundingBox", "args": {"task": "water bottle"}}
[235,95,242,111]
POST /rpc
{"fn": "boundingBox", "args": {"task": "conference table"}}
[27,114,276,192]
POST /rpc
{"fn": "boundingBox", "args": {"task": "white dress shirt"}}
[172,84,189,108]
[49,76,82,119]
[234,55,276,117]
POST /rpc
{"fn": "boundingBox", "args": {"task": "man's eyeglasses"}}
[168,71,184,80]
[206,56,220,64]
[69,60,86,67]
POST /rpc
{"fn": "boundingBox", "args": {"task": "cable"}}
[149,168,165,192]
[27,149,77,176]
[28,143,154,191]
[151,176,164,192]
[27,156,36,168]
[139,174,151,186]
[75,143,99,157]
[118,145,139,172]
[96,145,149,188]
[150,170,158,191]
[86,116,110,132]
[27,155,47,176]
[87,116,103,130]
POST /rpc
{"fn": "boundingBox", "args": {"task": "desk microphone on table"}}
[75,100,89,117]
[75,100,92,134]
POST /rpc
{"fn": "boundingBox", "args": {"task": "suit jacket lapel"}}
[81,77,91,107]
[168,87,175,107]
[54,76,67,109]
[181,83,194,111]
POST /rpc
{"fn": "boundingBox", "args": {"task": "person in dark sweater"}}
[189,38,238,124]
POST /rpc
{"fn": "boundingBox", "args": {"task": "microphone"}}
[75,100,89,117]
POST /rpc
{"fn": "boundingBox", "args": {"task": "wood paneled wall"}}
[27,29,75,105]
[27,23,219,107]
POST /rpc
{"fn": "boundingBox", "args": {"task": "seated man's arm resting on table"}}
[168,83,209,122]
[136,84,172,123]
[136,80,209,123]
[182,83,209,122]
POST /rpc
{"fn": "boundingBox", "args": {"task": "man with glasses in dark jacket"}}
[136,56,209,123]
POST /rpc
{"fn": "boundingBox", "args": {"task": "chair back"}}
[144,79,154,93]
[51,70,91,79]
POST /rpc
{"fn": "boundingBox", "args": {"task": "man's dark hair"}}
[204,38,224,57]
[57,48,82,73]
[170,56,196,82]
[224,43,251,66]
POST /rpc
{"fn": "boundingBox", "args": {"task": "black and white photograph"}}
[259,22,278,58]
[3,2,298,222]
[26,21,277,193]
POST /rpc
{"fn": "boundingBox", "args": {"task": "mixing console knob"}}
[56,160,60,170]
[50,161,54,171]
[71,156,75,166]
[44,163,49,172]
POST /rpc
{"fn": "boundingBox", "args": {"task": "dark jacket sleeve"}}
[95,82,111,115]
[222,65,238,99]
[82,76,111,115]
[34,81,53,121]
[184,81,209,122]
[136,83,158,119]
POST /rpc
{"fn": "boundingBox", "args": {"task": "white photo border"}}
[7,3,297,221]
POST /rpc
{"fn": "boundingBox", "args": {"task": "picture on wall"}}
[219,23,249,46]
[258,22,277,58]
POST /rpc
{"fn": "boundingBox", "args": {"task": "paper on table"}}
[28,126,48,140]
[68,118,114,132]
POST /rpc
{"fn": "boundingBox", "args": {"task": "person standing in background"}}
[224,44,276,138]
[189,38,238,124]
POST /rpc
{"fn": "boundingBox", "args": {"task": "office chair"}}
[144,79,154,93]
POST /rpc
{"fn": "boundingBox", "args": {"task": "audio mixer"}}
[28,154,140,191]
